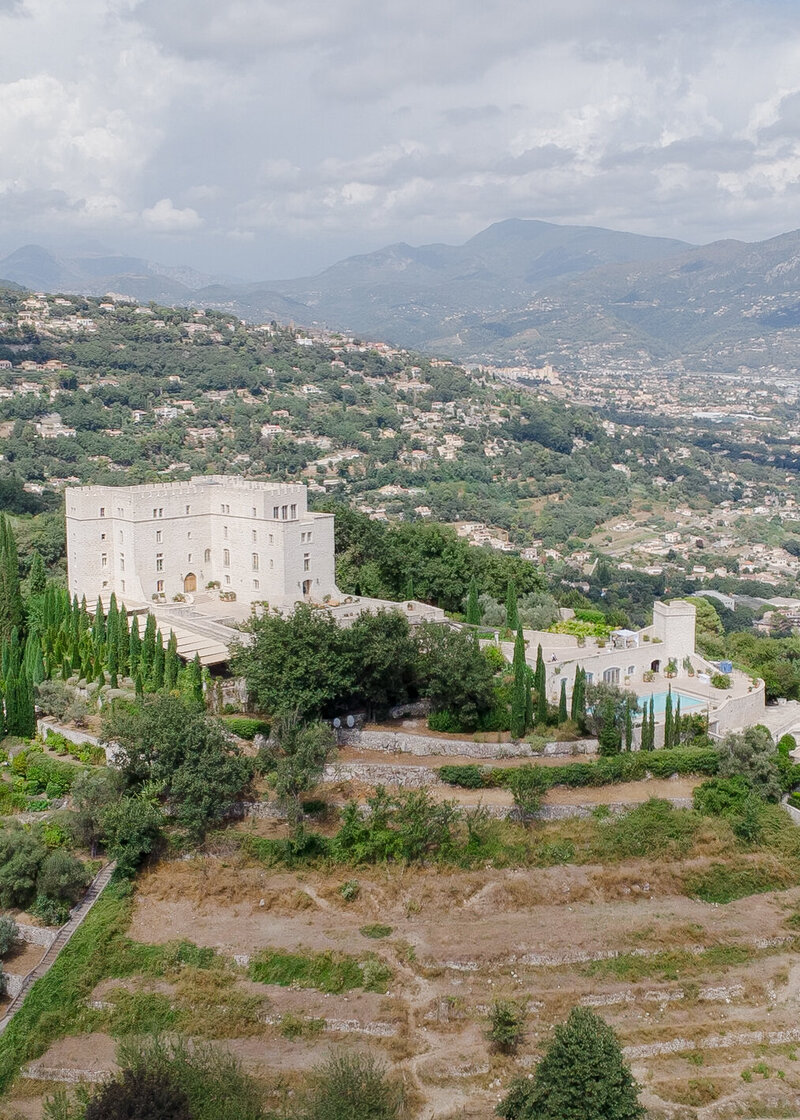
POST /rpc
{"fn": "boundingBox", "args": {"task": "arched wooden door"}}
[184,573,197,593]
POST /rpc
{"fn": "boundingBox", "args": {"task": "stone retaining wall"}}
[3,974,24,998]
[36,718,102,749]
[336,728,597,759]
[324,762,442,789]
[16,923,57,948]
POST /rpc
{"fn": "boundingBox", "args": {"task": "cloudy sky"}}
[4,0,800,279]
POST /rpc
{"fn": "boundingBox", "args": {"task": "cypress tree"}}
[404,575,414,601]
[673,696,681,747]
[0,516,24,643]
[164,631,179,691]
[28,550,46,596]
[117,605,129,676]
[31,645,45,687]
[128,614,141,677]
[135,671,144,699]
[558,678,568,724]
[647,696,655,751]
[664,686,673,751]
[625,704,633,751]
[189,653,204,706]
[524,669,534,731]
[510,626,527,738]
[505,579,518,630]
[466,576,481,625]
[152,632,166,691]
[92,597,106,646]
[141,613,157,679]
[535,644,546,695]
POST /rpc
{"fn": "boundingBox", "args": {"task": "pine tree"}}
[664,686,673,751]
[28,550,46,596]
[497,1006,645,1120]
[466,576,481,625]
[558,678,568,724]
[505,580,518,630]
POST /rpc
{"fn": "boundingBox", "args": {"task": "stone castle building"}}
[65,476,338,608]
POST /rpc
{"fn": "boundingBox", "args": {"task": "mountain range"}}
[5,220,800,372]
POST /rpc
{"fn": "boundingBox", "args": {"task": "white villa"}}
[65,476,443,665]
[504,600,767,740]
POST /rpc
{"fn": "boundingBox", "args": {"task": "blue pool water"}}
[638,691,704,714]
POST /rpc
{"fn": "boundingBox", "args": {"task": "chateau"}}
[65,476,338,608]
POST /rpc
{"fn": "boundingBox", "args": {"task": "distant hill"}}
[9,220,800,370]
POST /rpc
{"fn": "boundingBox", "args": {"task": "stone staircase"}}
[0,861,117,1034]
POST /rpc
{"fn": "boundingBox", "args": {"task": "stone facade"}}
[65,475,337,608]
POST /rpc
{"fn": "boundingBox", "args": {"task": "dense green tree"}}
[510,627,528,739]
[497,1006,644,1120]
[346,610,418,717]
[28,549,47,596]
[260,712,336,827]
[414,623,495,729]
[663,686,674,750]
[559,678,568,724]
[103,695,254,840]
[717,725,781,802]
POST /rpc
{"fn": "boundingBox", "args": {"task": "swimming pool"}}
[637,690,704,714]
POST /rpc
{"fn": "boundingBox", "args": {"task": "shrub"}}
[427,709,461,733]
[249,948,388,994]
[0,915,19,957]
[711,673,731,689]
[339,879,360,902]
[30,897,70,927]
[685,860,797,903]
[438,764,485,788]
[693,776,752,817]
[222,717,271,740]
[487,998,526,1054]
[298,1050,404,1120]
[36,850,90,905]
[0,827,47,908]
[360,924,392,939]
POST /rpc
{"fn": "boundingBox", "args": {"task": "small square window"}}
[225,574,231,585]
[156,579,164,592]
[269,533,274,545]
[156,530,162,543]
[253,579,260,590]
[100,532,106,541]
[252,506,257,517]
[252,529,257,542]
[185,505,191,515]
[99,507,105,518]
[101,554,108,569]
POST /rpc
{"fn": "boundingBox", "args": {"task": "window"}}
[225,575,231,585]
[252,506,257,517]
[290,503,297,519]
[156,579,164,592]
[204,548,211,562]
[252,529,257,542]
[153,507,163,518]
[273,506,279,519]
[153,509,157,518]
[627,665,635,677]
[269,559,274,569]
[156,553,164,572]
[121,580,125,593]
[187,553,192,563]
[185,505,191,515]
[117,507,123,517]
[159,508,163,518]
[156,530,162,543]
[220,503,230,513]
[268,533,274,545]
[306,531,312,543]
[252,553,259,570]
[223,549,230,566]
[120,555,125,571]
[187,530,191,539]
[100,532,106,541]
[303,553,310,572]
[102,580,109,589]
[253,579,260,590]
[281,505,288,519]
[223,525,228,538]
[101,554,108,569]
[99,507,105,518]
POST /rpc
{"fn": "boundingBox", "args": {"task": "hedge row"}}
[439,748,720,791]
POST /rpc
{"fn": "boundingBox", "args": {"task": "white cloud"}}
[141,198,203,232]
[4,0,800,275]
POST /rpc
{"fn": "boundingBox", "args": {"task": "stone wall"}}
[16,923,57,948]
[36,718,102,749]
[336,728,598,759]
[324,762,442,789]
